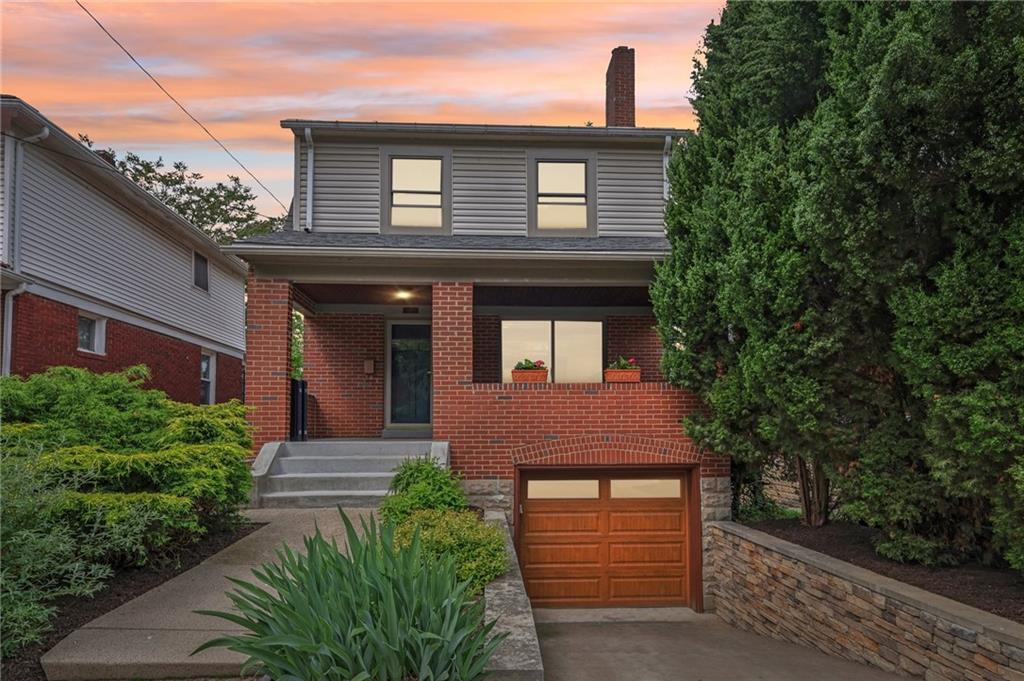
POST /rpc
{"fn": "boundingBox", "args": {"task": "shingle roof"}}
[231,231,670,254]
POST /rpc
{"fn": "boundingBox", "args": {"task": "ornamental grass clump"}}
[196,511,505,681]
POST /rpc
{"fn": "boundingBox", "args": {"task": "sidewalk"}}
[41,508,372,681]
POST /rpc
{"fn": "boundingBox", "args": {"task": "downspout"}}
[304,127,314,233]
[662,134,672,201]
[2,283,27,375]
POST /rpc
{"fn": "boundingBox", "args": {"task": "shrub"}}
[160,399,251,449]
[196,512,505,681]
[395,510,508,595]
[52,492,203,566]
[379,457,468,525]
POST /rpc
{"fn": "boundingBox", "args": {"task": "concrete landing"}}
[41,508,373,681]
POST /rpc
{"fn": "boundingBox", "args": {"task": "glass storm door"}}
[388,323,432,425]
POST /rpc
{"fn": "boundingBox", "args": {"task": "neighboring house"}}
[0,96,246,404]
[230,47,731,610]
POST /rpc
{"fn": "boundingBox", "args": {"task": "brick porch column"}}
[431,282,473,442]
[245,273,293,455]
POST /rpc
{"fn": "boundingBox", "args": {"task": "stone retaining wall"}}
[708,521,1024,681]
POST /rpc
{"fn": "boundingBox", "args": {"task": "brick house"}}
[230,48,731,610]
[0,96,246,403]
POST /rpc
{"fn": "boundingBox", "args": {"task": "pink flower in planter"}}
[534,360,545,367]
[628,357,637,365]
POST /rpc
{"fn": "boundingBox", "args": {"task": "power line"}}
[74,0,288,213]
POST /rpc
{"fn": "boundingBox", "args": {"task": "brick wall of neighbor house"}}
[708,522,1024,681]
[304,312,385,438]
[605,315,665,381]
[431,282,730,481]
[8,292,243,403]
[245,276,293,452]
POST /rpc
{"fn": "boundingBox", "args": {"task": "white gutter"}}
[2,282,27,375]
[304,127,314,233]
[22,126,50,144]
[223,244,667,262]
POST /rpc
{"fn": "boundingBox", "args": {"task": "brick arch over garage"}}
[511,434,702,468]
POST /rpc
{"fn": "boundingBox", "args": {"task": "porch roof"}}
[225,232,670,258]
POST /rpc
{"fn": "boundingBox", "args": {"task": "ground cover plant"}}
[652,1,1023,570]
[197,512,505,681]
[379,456,469,524]
[0,366,251,656]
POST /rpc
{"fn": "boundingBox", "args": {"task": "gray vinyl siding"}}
[16,145,245,350]
[0,137,6,265]
[298,140,667,239]
[298,139,380,232]
[596,149,666,237]
[452,147,527,235]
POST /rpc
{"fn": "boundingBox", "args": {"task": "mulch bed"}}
[2,522,264,681]
[746,519,1024,625]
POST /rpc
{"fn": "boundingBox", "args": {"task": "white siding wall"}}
[298,140,666,238]
[16,145,245,350]
[0,136,7,265]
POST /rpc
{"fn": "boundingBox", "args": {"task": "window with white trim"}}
[77,314,106,354]
[193,251,209,291]
[200,352,215,405]
[500,320,603,383]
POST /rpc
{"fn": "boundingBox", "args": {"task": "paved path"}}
[535,608,901,681]
[41,508,373,681]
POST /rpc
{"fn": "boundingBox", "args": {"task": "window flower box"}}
[512,359,548,383]
[605,356,641,383]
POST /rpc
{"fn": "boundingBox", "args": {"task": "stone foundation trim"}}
[708,521,1024,680]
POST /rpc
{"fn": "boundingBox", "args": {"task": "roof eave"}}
[222,243,668,262]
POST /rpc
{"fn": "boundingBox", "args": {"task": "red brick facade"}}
[430,283,729,480]
[472,314,501,383]
[7,292,242,404]
[244,276,293,448]
[605,315,665,381]
[304,313,385,438]
[605,45,636,127]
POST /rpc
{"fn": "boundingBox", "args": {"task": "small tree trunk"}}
[794,455,830,527]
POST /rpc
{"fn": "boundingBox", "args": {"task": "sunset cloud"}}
[1,1,722,214]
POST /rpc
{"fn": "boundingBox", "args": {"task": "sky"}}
[1,1,723,216]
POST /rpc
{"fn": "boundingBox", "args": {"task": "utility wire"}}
[74,0,288,213]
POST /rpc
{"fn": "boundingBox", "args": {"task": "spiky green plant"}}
[195,511,505,680]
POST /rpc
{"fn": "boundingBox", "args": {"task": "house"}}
[228,47,731,610]
[0,96,246,404]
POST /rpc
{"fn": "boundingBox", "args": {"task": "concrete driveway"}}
[535,609,900,681]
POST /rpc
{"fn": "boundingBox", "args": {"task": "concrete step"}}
[258,489,388,508]
[272,454,411,474]
[265,472,395,493]
[279,440,435,458]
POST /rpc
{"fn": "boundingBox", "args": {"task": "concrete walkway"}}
[41,508,373,681]
[535,609,901,681]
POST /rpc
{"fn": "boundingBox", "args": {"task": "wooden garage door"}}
[519,470,693,607]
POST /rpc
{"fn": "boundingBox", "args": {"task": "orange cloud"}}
[1,1,723,214]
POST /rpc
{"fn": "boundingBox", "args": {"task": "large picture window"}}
[500,320,603,383]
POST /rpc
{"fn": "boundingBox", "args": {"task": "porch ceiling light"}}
[394,289,413,301]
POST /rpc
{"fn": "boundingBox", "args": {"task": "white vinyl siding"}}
[298,140,380,232]
[596,149,666,237]
[0,136,7,264]
[298,140,667,239]
[16,145,245,350]
[452,147,527,235]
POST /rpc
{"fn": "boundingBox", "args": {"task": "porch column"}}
[245,272,293,455]
[431,282,473,442]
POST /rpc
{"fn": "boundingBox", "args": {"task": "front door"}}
[387,322,432,427]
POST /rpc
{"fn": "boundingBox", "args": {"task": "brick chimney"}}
[605,46,635,127]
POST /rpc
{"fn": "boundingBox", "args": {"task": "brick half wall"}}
[8,292,242,403]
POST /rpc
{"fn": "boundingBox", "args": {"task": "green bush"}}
[36,443,251,524]
[52,492,203,566]
[379,457,468,524]
[196,512,505,681]
[395,510,508,595]
[160,399,251,449]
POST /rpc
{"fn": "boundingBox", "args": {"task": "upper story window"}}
[193,251,209,291]
[528,151,597,237]
[382,148,452,234]
[77,313,106,354]
[537,161,587,230]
